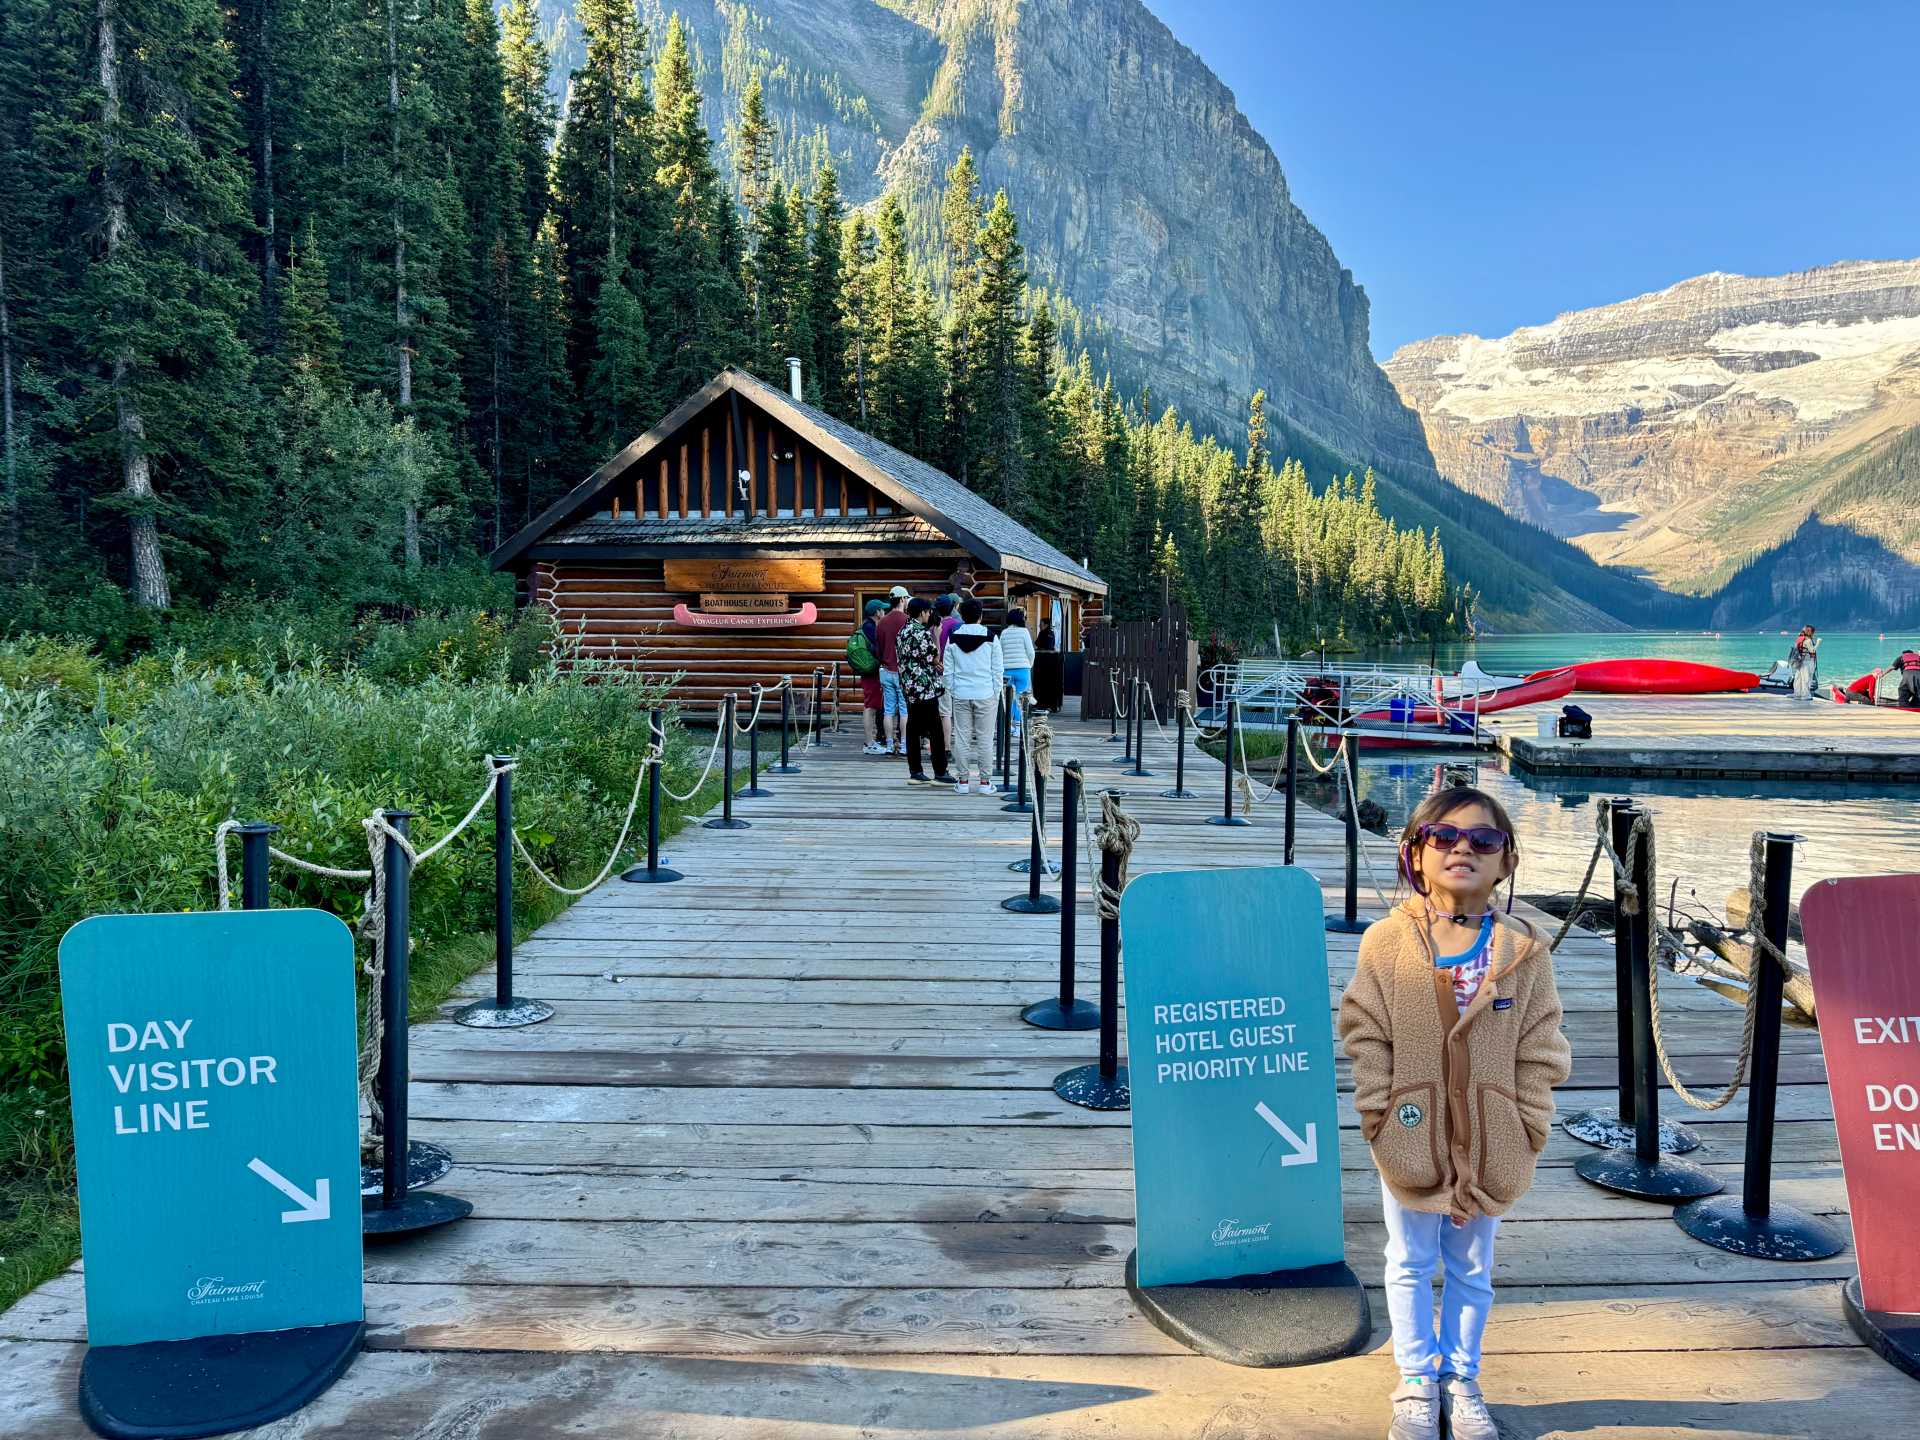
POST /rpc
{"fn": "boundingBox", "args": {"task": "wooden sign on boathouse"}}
[491,367,1108,712]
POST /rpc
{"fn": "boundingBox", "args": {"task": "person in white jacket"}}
[999,606,1037,735]
[943,598,1004,794]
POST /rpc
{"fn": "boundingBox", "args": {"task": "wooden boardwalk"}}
[4,711,1909,1438]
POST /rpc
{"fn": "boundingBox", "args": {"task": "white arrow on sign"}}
[1254,1102,1319,1167]
[247,1157,332,1224]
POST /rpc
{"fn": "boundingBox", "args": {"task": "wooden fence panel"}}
[1080,609,1198,722]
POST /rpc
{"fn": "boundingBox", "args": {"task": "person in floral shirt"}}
[897,598,953,785]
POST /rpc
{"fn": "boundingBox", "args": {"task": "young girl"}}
[1337,788,1571,1440]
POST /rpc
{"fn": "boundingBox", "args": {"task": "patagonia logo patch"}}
[1492,997,1514,1011]
[1396,1102,1424,1129]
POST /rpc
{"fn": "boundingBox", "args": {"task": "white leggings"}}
[1380,1178,1500,1380]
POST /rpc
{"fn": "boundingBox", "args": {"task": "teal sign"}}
[1121,866,1346,1287]
[60,910,364,1347]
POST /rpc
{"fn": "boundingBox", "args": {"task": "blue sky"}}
[1142,1,1920,357]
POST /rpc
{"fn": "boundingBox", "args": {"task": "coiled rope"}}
[1023,701,1056,867]
[1091,788,1141,921]
[1176,689,1227,742]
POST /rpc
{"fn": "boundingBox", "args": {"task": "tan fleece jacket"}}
[1337,899,1573,1220]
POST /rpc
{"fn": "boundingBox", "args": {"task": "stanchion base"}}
[78,1321,364,1440]
[1673,1195,1847,1260]
[361,1188,473,1237]
[1125,768,1155,780]
[620,865,684,884]
[737,784,773,798]
[1573,1146,1724,1201]
[703,817,752,830]
[1562,1105,1702,1154]
[1124,1252,1370,1368]
[766,764,803,776]
[1054,1062,1130,1111]
[1001,799,1034,815]
[1324,916,1368,934]
[359,1139,452,1198]
[453,996,556,1029]
[1003,894,1062,915]
[1009,857,1061,875]
[1206,815,1253,828]
[1844,1277,1920,1380]
[1159,788,1199,799]
[1021,996,1101,1031]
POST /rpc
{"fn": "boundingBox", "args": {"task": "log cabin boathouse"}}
[491,364,1108,713]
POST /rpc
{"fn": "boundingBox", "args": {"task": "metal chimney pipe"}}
[786,356,803,401]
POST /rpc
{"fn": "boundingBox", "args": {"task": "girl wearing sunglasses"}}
[1337,786,1572,1440]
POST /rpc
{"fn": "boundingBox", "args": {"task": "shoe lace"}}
[1448,1387,1492,1423]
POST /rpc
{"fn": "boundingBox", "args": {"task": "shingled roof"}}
[491,368,1106,595]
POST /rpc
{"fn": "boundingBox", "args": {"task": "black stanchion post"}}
[238,821,276,911]
[769,683,801,775]
[1055,814,1130,1109]
[1105,664,1122,744]
[1675,833,1844,1258]
[1326,736,1366,934]
[1573,804,1722,1201]
[812,669,830,747]
[999,684,1014,790]
[365,811,471,1235]
[707,695,751,830]
[621,709,685,883]
[1003,757,1060,914]
[1207,699,1250,827]
[740,689,771,798]
[1023,763,1097,1029]
[1004,712,1033,814]
[1564,799,1698,1153]
[1128,678,1153,779]
[1283,715,1299,865]
[456,759,555,1029]
[1118,673,1138,765]
[1160,701,1194,799]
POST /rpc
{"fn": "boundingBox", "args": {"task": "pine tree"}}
[47,0,262,607]
[838,210,876,426]
[732,72,775,230]
[1017,300,1063,535]
[281,225,345,391]
[802,162,846,409]
[518,215,580,519]
[938,149,983,483]
[752,180,810,380]
[586,262,655,453]
[498,0,555,243]
[972,189,1028,513]
[864,193,919,449]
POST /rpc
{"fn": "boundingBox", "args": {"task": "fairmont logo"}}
[1210,1218,1272,1247]
[186,1276,266,1306]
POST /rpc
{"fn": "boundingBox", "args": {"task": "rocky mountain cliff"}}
[1384,259,1920,595]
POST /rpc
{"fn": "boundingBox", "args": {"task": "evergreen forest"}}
[0,0,1465,654]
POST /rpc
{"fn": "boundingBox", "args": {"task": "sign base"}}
[1124,1252,1369,1368]
[1573,1146,1723,1201]
[620,864,685,884]
[1021,996,1100,1031]
[1844,1278,1920,1381]
[1672,1194,1847,1261]
[362,1188,473,1237]
[1562,1105,1701,1154]
[453,996,555,1029]
[359,1139,454,1199]
[78,1320,363,1440]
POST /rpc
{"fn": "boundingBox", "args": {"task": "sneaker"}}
[1387,1379,1440,1440]
[976,782,999,796]
[862,742,886,755]
[906,773,932,787]
[1438,1375,1496,1440]
[953,781,973,795]
[933,773,960,786]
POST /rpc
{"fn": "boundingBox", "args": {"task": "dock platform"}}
[2,711,1902,1437]
[1494,693,1920,782]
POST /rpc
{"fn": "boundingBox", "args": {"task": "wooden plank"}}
[679,442,690,518]
[746,413,757,515]
[724,415,734,517]
[701,425,711,516]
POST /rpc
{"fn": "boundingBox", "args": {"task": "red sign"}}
[1802,875,1920,1314]
[670,601,818,630]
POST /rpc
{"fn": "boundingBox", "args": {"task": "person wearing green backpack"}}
[849,598,888,754]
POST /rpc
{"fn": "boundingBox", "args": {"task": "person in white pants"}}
[942,597,1004,793]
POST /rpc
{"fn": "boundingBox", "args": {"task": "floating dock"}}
[1494,693,1920,782]
[1,712,1895,1437]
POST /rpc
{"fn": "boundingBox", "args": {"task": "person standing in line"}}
[874,585,912,753]
[855,598,890,754]
[1000,605,1037,738]
[897,598,954,786]
[944,597,1005,794]
[935,594,961,754]
[1338,787,1571,1440]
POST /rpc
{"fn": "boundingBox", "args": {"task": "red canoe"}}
[1525,658,1759,695]
[1353,666,1578,745]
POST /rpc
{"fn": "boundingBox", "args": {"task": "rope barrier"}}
[1176,689,1227,742]
[1025,702,1055,866]
[734,684,767,734]
[658,722,726,803]
[1091,789,1141,922]
[1106,668,1130,721]
[509,747,656,897]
